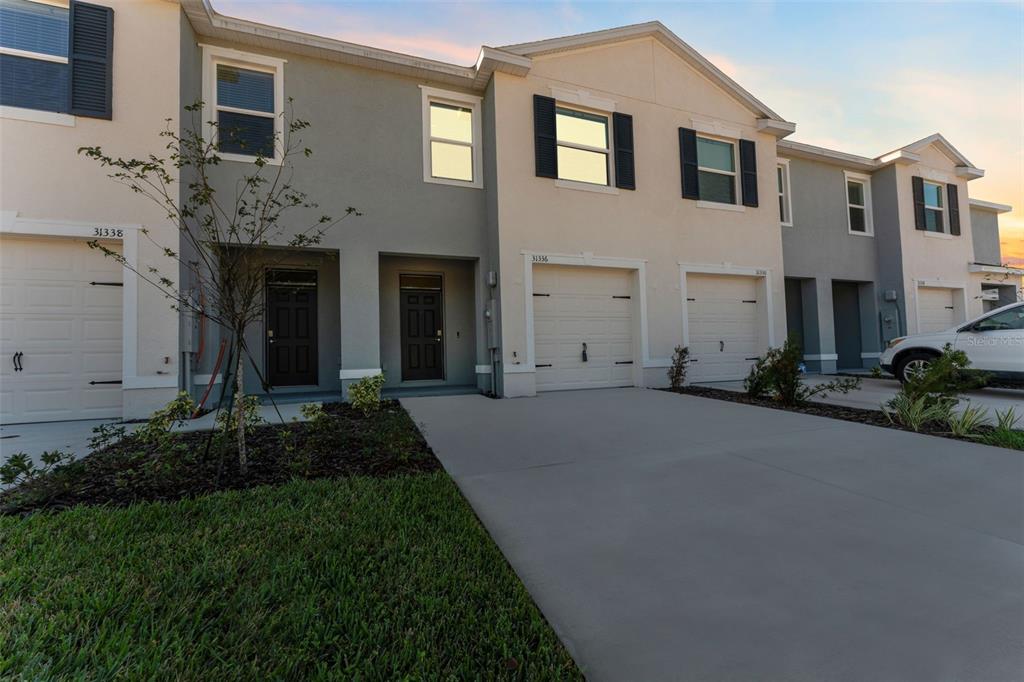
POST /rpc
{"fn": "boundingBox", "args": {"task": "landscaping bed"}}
[669,385,1021,449]
[1,401,439,515]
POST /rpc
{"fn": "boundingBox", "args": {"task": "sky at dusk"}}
[216,0,1024,265]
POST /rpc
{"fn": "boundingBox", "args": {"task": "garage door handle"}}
[581,342,588,362]
[719,340,725,352]
[12,352,22,372]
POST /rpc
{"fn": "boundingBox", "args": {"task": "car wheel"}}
[895,352,936,384]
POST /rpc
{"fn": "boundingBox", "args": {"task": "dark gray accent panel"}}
[612,112,635,190]
[739,139,758,207]
[0,53,68,112]
[69,0,113,119]
[533,94,557,178]
[784,278,805,352]
[678,127,698,199]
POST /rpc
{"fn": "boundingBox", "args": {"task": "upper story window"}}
[556,106,609,186]
[0,0,68,60]
[777,161,792,226]
[420,86,482,188]
[922,180,944,232]
[202,45,284,164]
[844,171,873,236]
[696,135,736,204]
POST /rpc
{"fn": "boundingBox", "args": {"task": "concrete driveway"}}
[701,376,1024,423]
[403,388,1024,681]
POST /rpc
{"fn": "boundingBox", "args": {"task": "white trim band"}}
[474,365,493,374]
[339,368,383,380]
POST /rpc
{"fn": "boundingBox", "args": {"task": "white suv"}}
[880,302,1024,383]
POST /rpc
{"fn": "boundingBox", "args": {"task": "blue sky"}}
[216,0,1023,261]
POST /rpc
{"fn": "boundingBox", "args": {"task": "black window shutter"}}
[612,112,635,190]
[912,176,926,230]
[533,95,557,179]
[69,1,113,119]
[947,183,961,235]
[678,127,699,199]
[739,139,758,207]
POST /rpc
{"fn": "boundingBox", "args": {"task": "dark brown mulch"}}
[668,386,991,443]
[1,400,440,515]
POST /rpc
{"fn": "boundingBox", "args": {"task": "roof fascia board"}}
[968,198,1012,213]
[777,140,877,172]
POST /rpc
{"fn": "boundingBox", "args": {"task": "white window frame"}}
[201,44,286,166]
[554,103,613,189]
[696,133,738,207]
[843,170,873,237]
[777,159,793,226]
[0,0,69,64]
[922,179,946,234]
[420,86,482,189]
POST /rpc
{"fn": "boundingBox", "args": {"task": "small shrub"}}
[946,404,989,438]
[869,365,883,379]
[137,391,196,447]
[744,336,861,407]
[349,374,386,415]
[89,421,128,450]
[667,346,691,390]
[0,450,75,486]
[994,406,1021,432]
[215,394,264,433]
[883,393,953,432]
[901,344,987,407]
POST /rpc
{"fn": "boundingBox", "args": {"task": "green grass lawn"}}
[1,473,580,680]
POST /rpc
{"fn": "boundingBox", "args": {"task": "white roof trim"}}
[779,135,985,178]
[969,262,1024,276]
[895,132,975,168]
[499,21,794,125]
[776,139,877,171]
[969,198,1013,213]
[181,0,529,90]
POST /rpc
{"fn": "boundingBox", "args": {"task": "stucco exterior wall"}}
[0,0,182,417]
[490,38,787,395]
[892,144,980,330]
[178,25,492,395]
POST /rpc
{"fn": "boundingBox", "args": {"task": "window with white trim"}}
[0,0,69,113]
[556,106,610,186]
[777,161,792,225]
[922,180,945,233]
[697,135,737,204]
[844,172,873,235]
[421,86,482,188]
[202,45,284,164]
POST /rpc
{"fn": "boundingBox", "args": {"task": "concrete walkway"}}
[701,376,1024,423]
[404,388,1024,681]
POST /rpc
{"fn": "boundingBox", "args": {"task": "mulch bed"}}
[1,401,440,516]
[668,385,991,443]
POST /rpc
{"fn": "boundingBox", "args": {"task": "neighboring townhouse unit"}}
[778,136,1020,374]
[0,0,182,423]
[968,199,1022,311]
[177,7,797,400]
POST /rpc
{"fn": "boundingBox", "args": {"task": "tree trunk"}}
[235,339,247,476]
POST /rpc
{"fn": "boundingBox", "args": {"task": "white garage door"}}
[686,273,760,383]
[533,265,634,391]
[917,287,958,333]
[0,236,123,424]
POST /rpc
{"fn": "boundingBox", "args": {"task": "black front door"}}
[266,271,318,387]
[400,275,444,381]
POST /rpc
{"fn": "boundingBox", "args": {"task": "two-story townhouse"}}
[968,199,1022,311]
[177,9,798,401]
[0,0,182,423]
[777,135,1019,374]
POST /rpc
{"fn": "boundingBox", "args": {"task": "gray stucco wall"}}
[969,207,1003,265]
[871,165,906,341]
[180,20,491,395]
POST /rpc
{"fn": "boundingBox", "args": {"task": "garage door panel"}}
[918,287,958,333]
[1,236,123,423]
[533,265,635,391]
[687,273,761,383]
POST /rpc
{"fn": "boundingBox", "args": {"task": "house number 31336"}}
[532,255,549,263]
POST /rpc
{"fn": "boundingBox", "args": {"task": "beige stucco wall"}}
[892,144,982,331]
[491,38,787,395]
[0,0,182,417]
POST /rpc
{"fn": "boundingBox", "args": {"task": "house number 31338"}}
[532,255,549,263]
[93,227,124,238]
